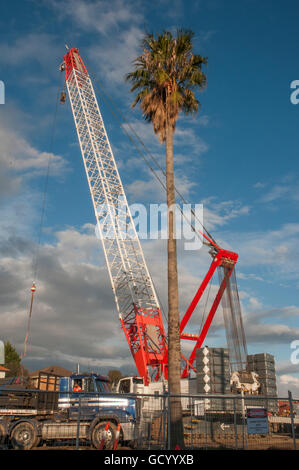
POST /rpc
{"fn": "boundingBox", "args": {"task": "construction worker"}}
[73,381,82,392]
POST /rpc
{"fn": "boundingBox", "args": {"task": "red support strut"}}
[180,249,238,378]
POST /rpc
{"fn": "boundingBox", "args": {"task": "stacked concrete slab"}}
[247,353,278,413]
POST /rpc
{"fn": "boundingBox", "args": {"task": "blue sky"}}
[0,0,299,395]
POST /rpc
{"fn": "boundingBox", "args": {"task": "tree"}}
[108,369,123,387]
[126,29,207,448]
[3,341,29,378]
[4,341,21,377]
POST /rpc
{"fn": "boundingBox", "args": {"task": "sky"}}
[0,0,299,396]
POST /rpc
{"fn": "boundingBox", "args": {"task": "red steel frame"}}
[119,247,239,383]
[179,248,238,378]
[119,306,167,385]
[64,48,88,81]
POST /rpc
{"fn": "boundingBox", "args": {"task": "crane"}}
[60,47,248,385]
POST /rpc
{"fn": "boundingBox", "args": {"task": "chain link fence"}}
[0,388,298,450]
[151,393,299,451]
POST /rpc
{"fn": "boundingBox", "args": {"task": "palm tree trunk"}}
[165,118,184,449]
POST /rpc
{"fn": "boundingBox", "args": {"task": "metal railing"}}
[0,388,298,450]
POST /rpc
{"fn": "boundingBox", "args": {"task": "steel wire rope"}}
[23,79,62,357]
[86,64,218,249]
[86,67,219,334]
[85,68,210,326]
[86,69,170,324]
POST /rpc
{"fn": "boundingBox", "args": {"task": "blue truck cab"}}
[0,373,139,448]
[58,373,138,445]
[59,373,111,404]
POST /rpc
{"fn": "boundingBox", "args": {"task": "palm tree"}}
[126,29,207,448]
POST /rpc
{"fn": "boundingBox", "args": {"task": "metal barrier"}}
[144,392,299,451]
[0,388,298,450]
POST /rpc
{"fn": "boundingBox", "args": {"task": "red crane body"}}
[62,47,247,383]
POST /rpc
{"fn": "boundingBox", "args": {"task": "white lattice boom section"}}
[62,48,167,384]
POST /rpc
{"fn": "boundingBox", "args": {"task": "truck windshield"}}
[133,378,143,384]
[95,379,110,393]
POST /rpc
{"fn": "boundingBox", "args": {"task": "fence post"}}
[76,395,81,450]
[148,414,152,450]
[241,390,246,449]
[190,397,193,449]
[167,392,171,450]
[162,388,167,449]
[233,397,238,450]
[204,400,208,449]
[288,390,296,450]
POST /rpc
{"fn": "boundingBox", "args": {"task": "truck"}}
[116,375,198,416]
[0,372,139,449]
[117,375,197,396]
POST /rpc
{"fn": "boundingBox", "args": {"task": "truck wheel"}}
[91,422,117,450]
[10,422,37,450]
[32,437,41,448]
[0,423,6,445]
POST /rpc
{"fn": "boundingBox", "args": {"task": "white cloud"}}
[253,182,266,189]
[220,224,299,289]
[89,26,145,88]
[0,126,65,174]
[0,223,133,373]
[125,167,198,203]
[201,197,250,231]
[51,0,142,36]
[278,374,299,397]
[258,175,299,204]
[0,33,61,79]
[245,323,299,344]
[121,115,209,173]
[0,105,67,201]
[126,177,164,203]
[50,0,145,88]
[247,296,263,310]
[280,374,299,386]
[261,185,292,203]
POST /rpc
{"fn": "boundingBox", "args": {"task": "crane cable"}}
[86,67,218,326]
[86,65,219,250]
[23,80,62,357]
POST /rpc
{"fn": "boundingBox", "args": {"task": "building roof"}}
[0,366,9,371]
[29,365,73,377]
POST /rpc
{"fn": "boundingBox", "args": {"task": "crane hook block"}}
[31,283,36,294]
[60,91,66,105]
